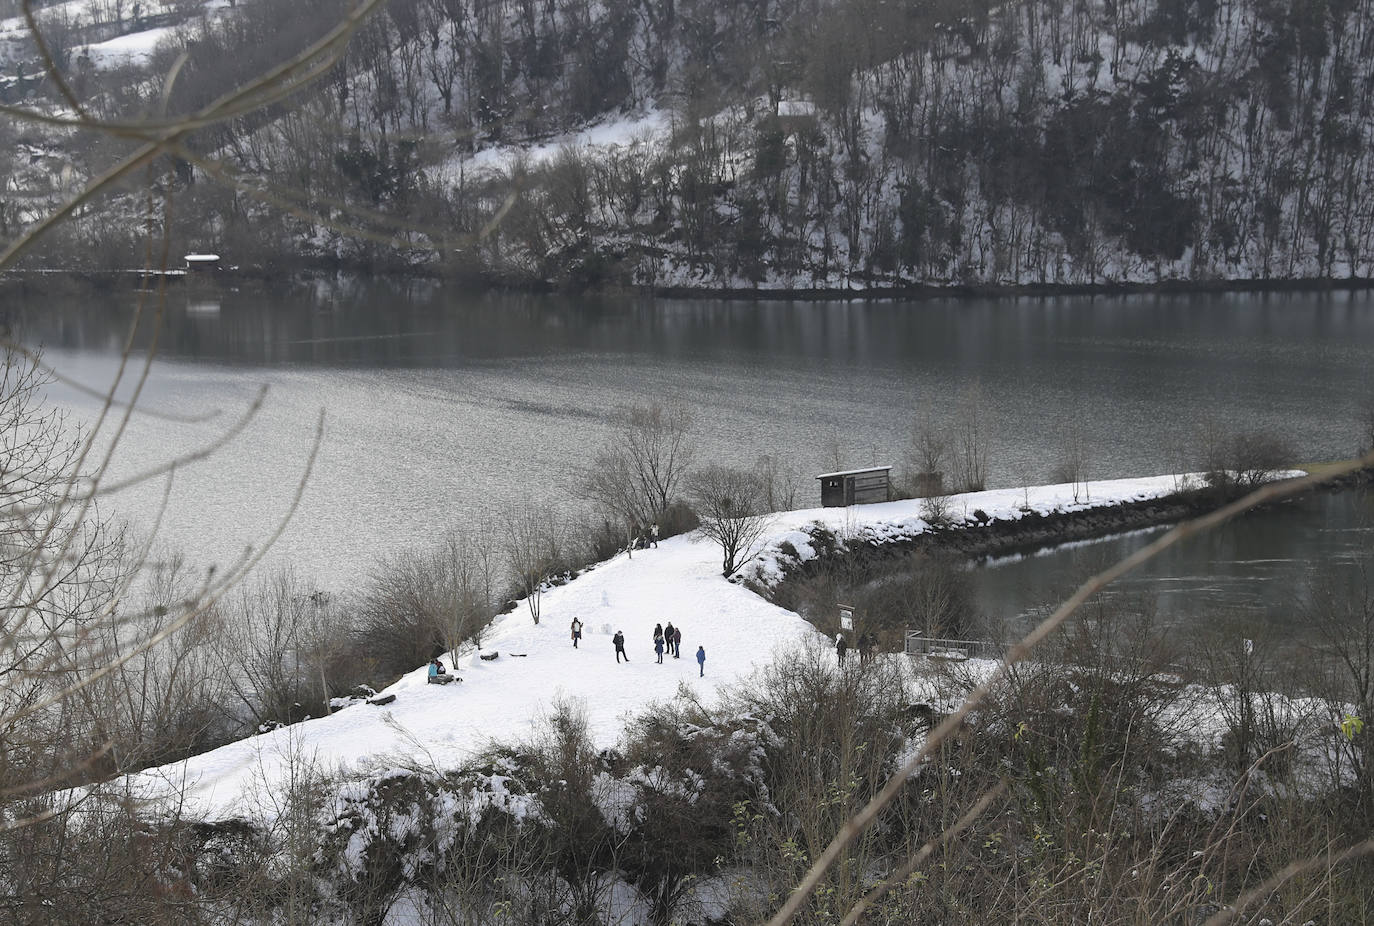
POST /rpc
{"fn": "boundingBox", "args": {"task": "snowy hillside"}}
[127,474,1199,822]
[6,0,1374,287]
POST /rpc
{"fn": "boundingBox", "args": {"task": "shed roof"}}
[185,253,221,262]
[815,465,893,480]
[778,100,817,118]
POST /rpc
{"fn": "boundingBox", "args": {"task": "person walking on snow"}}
[570,617,583,649]
[835,634,848,664]
[613,630,628,663]
[653,623,664,655]
[663,623,676,658]
[672,625,682,658]
[655,636,665,663]
[696,646,706,677]
[650,522,660,548]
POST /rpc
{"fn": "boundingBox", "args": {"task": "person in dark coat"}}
[653,623,664,655]
[650,522,660,548]
[655,636,665,663]
[672,625,682,658]
[696,646,706,676]
[664,622,676,657]
[836,634,848,664]
[613,630,628,663]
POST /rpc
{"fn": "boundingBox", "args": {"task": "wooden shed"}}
[816,465,893,507]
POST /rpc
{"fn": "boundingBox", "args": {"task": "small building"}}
[775,98,818,132]
[816,465,893,507]
[184,253,222,272]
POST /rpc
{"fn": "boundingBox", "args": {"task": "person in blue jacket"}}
[696,646,706,677]
[428,658,455,685]
[654,636,665,663]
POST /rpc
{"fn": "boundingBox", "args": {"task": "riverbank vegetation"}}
[20,619,1374,924]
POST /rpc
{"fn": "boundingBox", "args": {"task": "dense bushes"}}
[118,617,1374,924]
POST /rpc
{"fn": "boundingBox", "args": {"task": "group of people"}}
[427,657,458,684]
[625,521,661,552]
[834,632,878,665]
[606,622,706,675]
[653,622,682,662]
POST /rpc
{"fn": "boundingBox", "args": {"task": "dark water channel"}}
[971,487,1374,641]
[4,279,1373,611]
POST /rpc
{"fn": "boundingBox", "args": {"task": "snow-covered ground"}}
[125,473,1223,822]
[83,23,178,68]
[434,109,670,183]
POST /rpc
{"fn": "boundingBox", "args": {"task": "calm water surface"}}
[6,281,1373,604]
[972,487,1373,638]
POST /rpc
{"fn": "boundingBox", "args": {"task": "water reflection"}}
[974,488,1374,639]
[6,280,1373,594]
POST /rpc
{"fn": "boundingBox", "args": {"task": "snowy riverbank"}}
[123,473,1274,821]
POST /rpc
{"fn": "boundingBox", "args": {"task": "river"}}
[5,280,1373,603]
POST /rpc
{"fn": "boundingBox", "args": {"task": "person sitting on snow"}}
[428,657,456,685]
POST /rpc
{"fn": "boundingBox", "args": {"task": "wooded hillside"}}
[3,0,1373,289]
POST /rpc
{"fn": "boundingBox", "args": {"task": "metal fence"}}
[903,631,1004,661]
[903,629,1196,679]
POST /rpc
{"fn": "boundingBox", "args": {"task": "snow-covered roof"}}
[777,100,817,118]
[815,465,893,480]
[184,253,221,262]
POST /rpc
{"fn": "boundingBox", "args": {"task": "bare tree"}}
[1052,421,1090,502]
[579,400,695,541]
[214,569,325,732]
[755,453,799,513]
[952,387,988,493]
[689,465,772,577]
[0,347,128,786]
[354,527,501,676]
[504,504,563,624]
[902,417,947,497]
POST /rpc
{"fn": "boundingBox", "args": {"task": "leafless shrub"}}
[720,640,920,923]
[688,464,771,577]
[755,453,799,512]
[951,386,989,493]
[354,527,502,677]
[212,569,331,731]
[918,490,952,526]
[1199,422,1296,490]
[1305,570,1374,823]
[1051,420,1090,502]
[577,400,695,549]
[503,504,565,624]
[902,416,947,498]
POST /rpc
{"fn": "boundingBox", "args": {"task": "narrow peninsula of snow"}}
[127,473,1228,821]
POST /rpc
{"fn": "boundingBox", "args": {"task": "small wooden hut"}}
[816,465,893,507]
